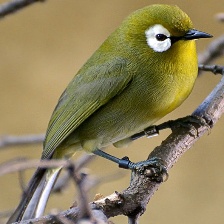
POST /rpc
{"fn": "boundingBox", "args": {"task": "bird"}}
[7,4,212,223]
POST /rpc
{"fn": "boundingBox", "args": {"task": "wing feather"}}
[42,58,132,159]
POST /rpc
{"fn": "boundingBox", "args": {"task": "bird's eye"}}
[155,34,167,41]
[145,24,171,52]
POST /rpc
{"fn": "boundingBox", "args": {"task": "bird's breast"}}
[70,41,198,151]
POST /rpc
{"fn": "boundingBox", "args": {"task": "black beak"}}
[183,29,213,40]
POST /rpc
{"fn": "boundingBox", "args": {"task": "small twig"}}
[48,215,74,224]
[68,164,96,222]
[52,153,96,193]
[0,153,96,193]
[0,134,44,148]
[75,153,96,170]
[0,0,46,18]
[0,158,70,176]
[198,64,224,75]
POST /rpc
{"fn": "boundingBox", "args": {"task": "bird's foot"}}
[119,157,168,183]
[167,115,210,135]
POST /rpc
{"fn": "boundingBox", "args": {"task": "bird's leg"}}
[130,125,160,140]
[93,149,168,183]
[93,116,206,181]
[130,115,209,140]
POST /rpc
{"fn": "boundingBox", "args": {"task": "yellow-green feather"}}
[42,4,197,159]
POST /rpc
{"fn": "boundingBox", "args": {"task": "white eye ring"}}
[145,24,171,52]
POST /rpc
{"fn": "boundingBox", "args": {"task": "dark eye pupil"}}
[156,34,167,41]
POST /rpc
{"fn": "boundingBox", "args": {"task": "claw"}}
[129,157,168,183]
[145,166,169,182]
[168,115,211,136]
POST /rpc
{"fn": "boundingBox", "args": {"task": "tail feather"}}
[35,168,61,218]
[7,167,61,223]
[22,173,47,220]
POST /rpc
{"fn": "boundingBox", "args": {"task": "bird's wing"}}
[42,57,132,159]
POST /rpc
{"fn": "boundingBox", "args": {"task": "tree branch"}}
[0,0,46,19]
[0,134,44,149]
[0,153,96,177]
[0,158,69,176]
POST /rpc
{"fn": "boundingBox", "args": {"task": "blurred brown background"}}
[0,0,224,223]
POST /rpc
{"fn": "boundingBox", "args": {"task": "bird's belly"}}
[69,79,193,152]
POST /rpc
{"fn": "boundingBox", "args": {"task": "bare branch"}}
[0,0,46,18]
[68,165,95,222]
[0,152,97,177]
[0,158,70,176]
[0,134,44,149]
[198,64,224,75]
[52,153,96,193]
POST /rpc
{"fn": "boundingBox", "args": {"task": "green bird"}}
[8,4,212,223]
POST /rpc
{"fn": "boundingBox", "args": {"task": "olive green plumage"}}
[43,4,196,158]
[8,4,211,223]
